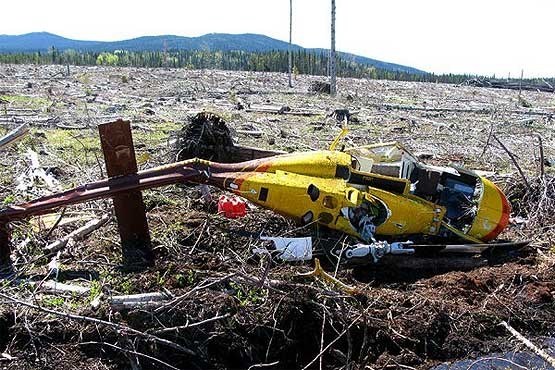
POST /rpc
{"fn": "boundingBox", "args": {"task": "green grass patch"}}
[119,279,134,294]
[42,296,65,308]
[230,281,267,307]
[133,121,180,148]
[45,129,100,151]
[88,280,102,303]
[76,73,91,85]
[0,94,49,109]
[386,96,418,105]
[38,128,102,169]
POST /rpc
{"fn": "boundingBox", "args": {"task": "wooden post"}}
[0,223,11,270]
[98,119,153,270]
[330,0,337,96]
[519,69,524,97]
[288,0,293,88]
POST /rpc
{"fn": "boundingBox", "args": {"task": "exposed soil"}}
[0,64,554,369]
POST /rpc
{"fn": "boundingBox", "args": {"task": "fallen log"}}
[34,280,90,295]
[370,102,554,117]
[44,214,111,255]
[246,105,322,116]
[465,78,555,93]
[0,117,24,124]
[55,123,87,130]
[110,292,171,311]
[236,129,264,137]
[0,112,39,117]
[0,123,29,149]
[0,108,39,113]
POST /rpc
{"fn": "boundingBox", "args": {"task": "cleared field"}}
[0,64,554,369]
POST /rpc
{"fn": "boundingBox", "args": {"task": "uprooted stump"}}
[310,80,331,94]
[174,112,235,162]
[174,112,285,163]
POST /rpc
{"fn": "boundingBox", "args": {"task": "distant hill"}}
[0,32,425,74]
[309,48,424,76]
[0,32,101,52]
[0,32,303,53]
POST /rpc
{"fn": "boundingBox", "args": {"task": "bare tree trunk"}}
[519,69,523,97]
[330,0,337,96]
[288,0,293,88]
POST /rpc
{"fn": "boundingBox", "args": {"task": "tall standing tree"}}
[288,0,293,87]
[330,0,337,96]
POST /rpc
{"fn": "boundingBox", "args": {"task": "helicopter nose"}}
[469,178,511,242]
[482,185,511,241]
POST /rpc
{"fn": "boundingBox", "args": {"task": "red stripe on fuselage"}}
[230,163,272,193]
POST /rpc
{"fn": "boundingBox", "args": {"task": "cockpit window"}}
[438,173,480,231]
[346,143,420,180]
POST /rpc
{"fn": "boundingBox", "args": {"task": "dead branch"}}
[0,352,17,362]
[480,122,495,158]
[155,273,237,313]
[500,321,555,368]
[55,123,87,130]
[43,209,67,240]
[302,307,368,370]
[492,135,531,190]
[80,341,180,370]
[0,292,196,356]
[247,361,280,370]
[538,134,545,180]
[319,303,326,370]
[152,312,232,335]
[464,357,528,370]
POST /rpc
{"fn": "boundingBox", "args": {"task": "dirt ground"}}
[0,64,554,369]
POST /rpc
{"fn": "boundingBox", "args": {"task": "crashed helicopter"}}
[0,125,514,264]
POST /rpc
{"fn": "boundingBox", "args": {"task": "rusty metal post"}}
[98,119,153,270]
[0,223,11,272]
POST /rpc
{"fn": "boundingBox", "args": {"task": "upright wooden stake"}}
[0,223,11,270]
[330,0,337,96]
[519,69,524,97]
[98,119,153,270]
[288,0,293,88]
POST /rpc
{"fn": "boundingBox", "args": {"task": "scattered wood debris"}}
[464,77,555,93]
[0,64,552,370]
[44,213,111,255]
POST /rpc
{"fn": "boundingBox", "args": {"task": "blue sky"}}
[2,0,554,77]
